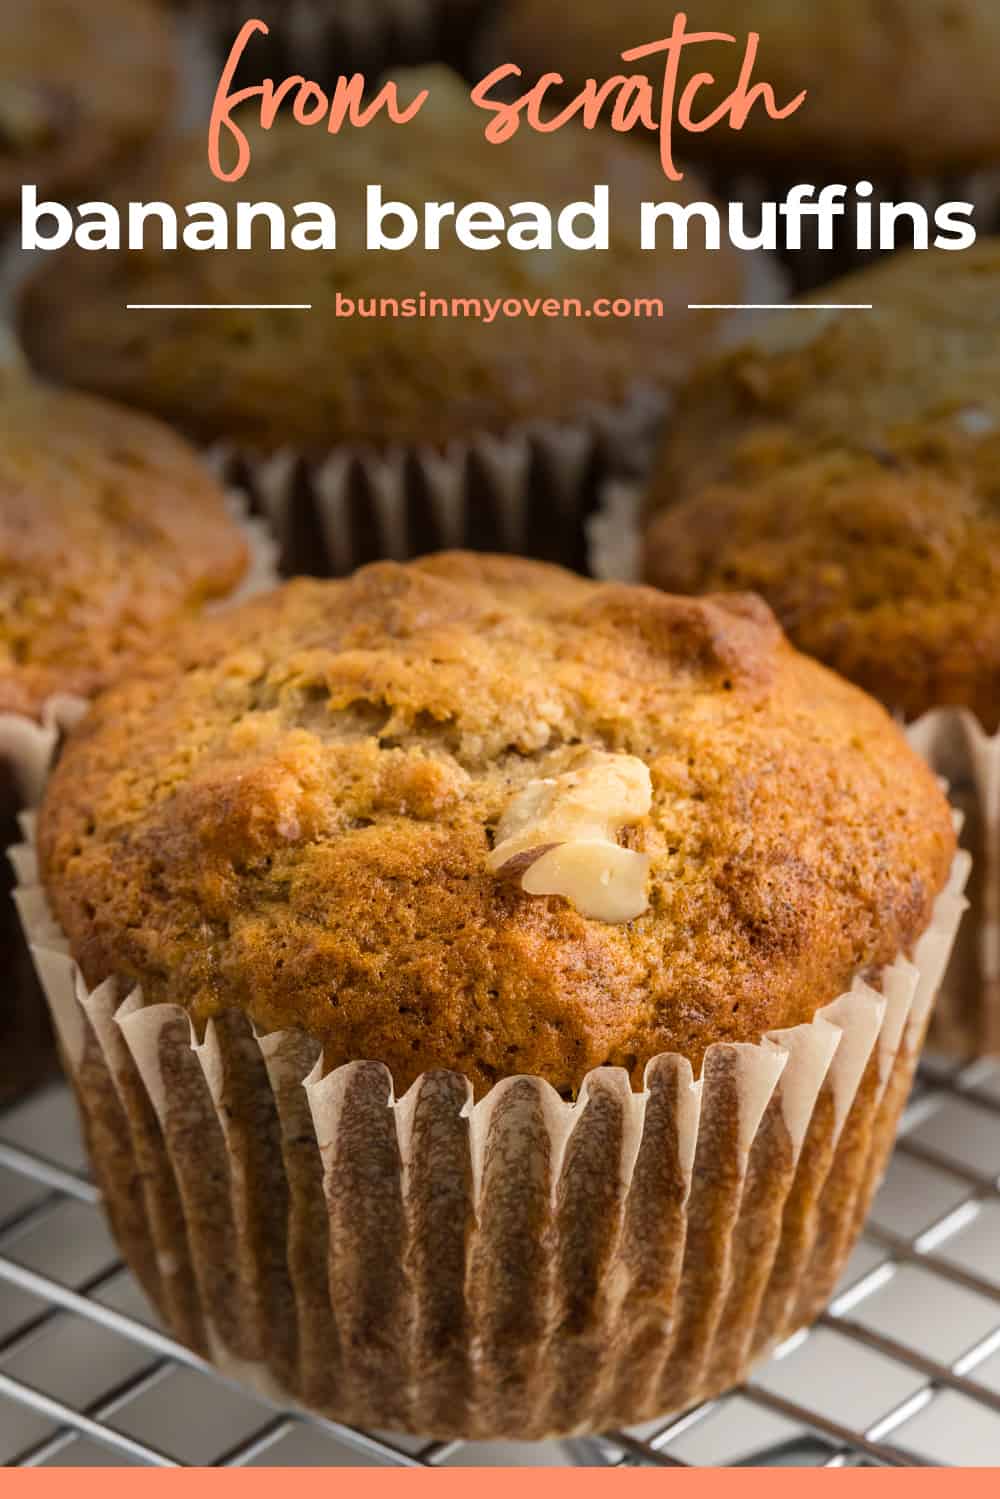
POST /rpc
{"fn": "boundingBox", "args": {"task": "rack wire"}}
[0,1056,998,1468]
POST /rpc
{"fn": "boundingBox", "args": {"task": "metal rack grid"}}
[0,1057,998,1468]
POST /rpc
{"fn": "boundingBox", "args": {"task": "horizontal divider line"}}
[126,303,313,310]
[688,302,874,310]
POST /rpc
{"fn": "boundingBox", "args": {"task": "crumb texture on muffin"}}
[644,246,1000,722]
[18,68,740,452]
[0,369,249,719]
[649,245,1000,499]
[645,450,1000,727]
[0,0,175,212]
[38,554,955,1097]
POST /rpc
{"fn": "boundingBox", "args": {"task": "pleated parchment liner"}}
[589,495,999,1063]
[0,496,277,1105]
[906,713,1000,1057]
[11,824,968,1441]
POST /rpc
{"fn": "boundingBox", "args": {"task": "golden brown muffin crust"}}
[645,449,1000,728]
[18,68,741,452]
[0,0,176,214]
[38,554,955,1097]
[499,1,1000,172]
[643,246,1000,722]
[647,245,1000,501]
[0,368,250,719]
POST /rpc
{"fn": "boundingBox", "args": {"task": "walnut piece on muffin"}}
[0,366,250,720]
[38,552,956,1099]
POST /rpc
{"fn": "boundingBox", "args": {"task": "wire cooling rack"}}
[0,1056,998,1468]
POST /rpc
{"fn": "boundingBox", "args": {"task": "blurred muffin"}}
[0,364,255,1105]
[179,0,498,81]
[493,2,1000,284]
[498,1,1000,173]
[18,67,743,574]
[0,0,177,218]
[27,554,963,1433]
[643,246,1000,1055]
[647,246,1000,506]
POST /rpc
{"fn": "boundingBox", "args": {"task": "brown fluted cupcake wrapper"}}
[11,820,968,1437]
[906,712,1000,1057]
[206,385,669,580]
[0,497,277,1108]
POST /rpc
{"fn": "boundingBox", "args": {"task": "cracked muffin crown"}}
[487,750,652,923]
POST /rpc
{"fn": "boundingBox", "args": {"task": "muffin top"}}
[0,0,176,214]
[18,68,741,453]
[650,246,1000,502]
[643,246,1000,721]
[645,448,1000,727]
[498,1,1000,171]
[39,553,955,1098]
[0,367,250,720]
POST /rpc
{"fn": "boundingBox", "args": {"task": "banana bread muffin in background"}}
[0,364,260,1105]
[178,0,499,84]
[18,66,744,575]
[0,0,177,220]
[642,246,1000,1056]
[491,1,1000,286]
[646,246,1000,508]
[24,553,965,1434]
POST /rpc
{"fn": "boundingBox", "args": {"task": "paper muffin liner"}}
[186,0,497,80]
[207,385,669,580]
[0,496,277,1107]
[587,492,1000,1061]
[10,814,967,1436]
[704,166,1000,294]
[905,713,1000,1057]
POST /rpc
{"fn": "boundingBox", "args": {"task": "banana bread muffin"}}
[0,364,253,1104]
[645,449,1000,730]
[643,246,1000,1055]
[38,555,955,1098]
[18,66,742,573]
[181,1,497,82]
[27,553,964,1434]
[645,245,1000,514]
[497,1,1000,173]
[0,370,252,719]
[0,0,177,218]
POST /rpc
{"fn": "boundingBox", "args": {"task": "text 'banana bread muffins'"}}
[490,0,1000,286]
[0,363,274,1105]
[18,553,966,1436]
[18,66,744,576]
[0,0,177,220]
[638,245,1000,1056]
